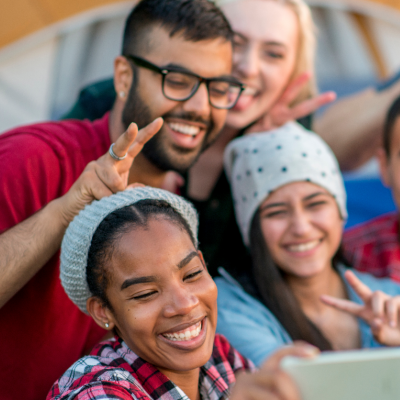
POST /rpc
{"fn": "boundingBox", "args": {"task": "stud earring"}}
[119,91,126,98]
[105,322,109,328]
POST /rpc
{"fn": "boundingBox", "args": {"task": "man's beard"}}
[122,83,216,174]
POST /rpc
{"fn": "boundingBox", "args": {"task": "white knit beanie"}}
[224,122,347,246]
[60,187,198,314]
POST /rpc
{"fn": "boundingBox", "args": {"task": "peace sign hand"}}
[321,270,400,346]
[245,72,336,134]
[59,118,163,225]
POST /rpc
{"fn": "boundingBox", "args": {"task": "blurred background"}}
[2,0,400,130]
[2,0,400,226]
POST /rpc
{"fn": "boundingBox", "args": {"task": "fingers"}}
[288,91,336,121]
[279,72,312,105]
[343,270,372,302]
[127,117,163,158]
[109,122,139,161]
[320,294,364,316]
[385,297,400,328]
[261,343,319,372]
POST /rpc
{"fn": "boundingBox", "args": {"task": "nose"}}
[163,283,199,318]
[182,81,211,117]
[234,44,259,79]
[289,209,313,237]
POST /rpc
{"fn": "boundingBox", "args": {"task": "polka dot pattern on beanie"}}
[223,122,347,246]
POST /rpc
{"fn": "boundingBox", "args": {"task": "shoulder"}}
[0,115,110,159]
[212,334,255,371]
[343,213,398,246]
[215,274,273,321]
[48,341,144,400]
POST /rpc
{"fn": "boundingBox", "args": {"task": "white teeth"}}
[242,86,258,96]
[287,240,320,253]
[162,321,202,341]
[169,122,200,136]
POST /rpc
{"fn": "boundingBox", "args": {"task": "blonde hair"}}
[216,0,317,105]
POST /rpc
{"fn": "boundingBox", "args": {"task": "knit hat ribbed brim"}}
[60,187,198,314]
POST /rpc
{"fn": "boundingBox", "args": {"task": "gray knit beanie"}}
[224,122,347,246]
[60,187,198,314]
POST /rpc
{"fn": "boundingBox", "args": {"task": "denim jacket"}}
[216,265,400,366]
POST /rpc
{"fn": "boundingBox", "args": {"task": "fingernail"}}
[390,320,396,328]
[302,345,320,357]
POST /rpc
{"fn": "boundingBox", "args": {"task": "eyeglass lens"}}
[163,72,241,109]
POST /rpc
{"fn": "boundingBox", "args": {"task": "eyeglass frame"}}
[124,54,245,110]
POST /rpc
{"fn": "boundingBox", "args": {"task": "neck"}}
[158,367,201,400]
[212,124,241,150]
[128,153,169,188]
[285,264,346,316]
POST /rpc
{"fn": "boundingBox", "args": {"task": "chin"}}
[225,111,255,131]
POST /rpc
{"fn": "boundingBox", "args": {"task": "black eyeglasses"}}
[124,54,245,109]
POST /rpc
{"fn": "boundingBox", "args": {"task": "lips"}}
[162,321,202,341]
[168,122,200,137]
[165,120,207,150]
[232,86,259,112]
[159,318,207,350]
[285,239,322,253]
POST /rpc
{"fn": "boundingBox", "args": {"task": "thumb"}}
[261,342,319,372]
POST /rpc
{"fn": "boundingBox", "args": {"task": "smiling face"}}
[95,217,218,374]
[221,0,300,129]
[122,25,232,173]
[259,181,343,278]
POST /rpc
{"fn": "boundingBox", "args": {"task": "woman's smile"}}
[283,238,323,255]
[159,318,207,350]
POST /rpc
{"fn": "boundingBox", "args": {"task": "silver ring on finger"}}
[109,143,127,161]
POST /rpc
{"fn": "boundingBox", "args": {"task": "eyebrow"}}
[233,32,286,48]
[177,251,199,270]
[120,251,199,291]
[162,63,238,82]
[260,192,329,211]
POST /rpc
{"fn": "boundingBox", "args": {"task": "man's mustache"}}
[162,112,212,130]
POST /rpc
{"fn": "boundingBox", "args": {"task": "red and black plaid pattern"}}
[47,334,254,400]
[343,212,400,282]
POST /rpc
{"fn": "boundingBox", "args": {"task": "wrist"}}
[50,195,80,229]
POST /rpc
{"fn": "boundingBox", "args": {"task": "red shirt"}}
[0,114,111,400]
[343,212,400,282]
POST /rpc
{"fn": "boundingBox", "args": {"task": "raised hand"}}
[59,118,163,224]
[321,270,400,346]
[246,72,336,133]
[231,343,318,400]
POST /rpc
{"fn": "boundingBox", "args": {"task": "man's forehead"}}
[141,25,233,77]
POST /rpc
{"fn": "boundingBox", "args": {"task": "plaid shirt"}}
[47,334,254,400]
[343,212,400,282]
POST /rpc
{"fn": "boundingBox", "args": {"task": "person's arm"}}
[0,119,163,309]
[314,79,400,171]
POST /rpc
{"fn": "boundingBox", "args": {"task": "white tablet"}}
[281,347,400,400]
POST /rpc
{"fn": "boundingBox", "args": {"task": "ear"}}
[87,297,116,331]
[377,147,392,187]
[114,56,134,101]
